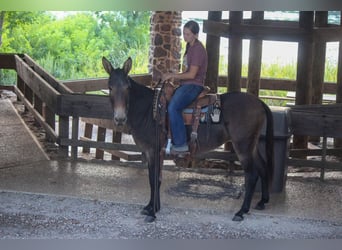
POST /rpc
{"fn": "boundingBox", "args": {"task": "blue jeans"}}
[168,84,203,146]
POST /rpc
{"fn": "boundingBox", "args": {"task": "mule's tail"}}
[262,102,274,187]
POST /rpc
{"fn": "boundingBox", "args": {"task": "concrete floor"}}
[0,159,341,223]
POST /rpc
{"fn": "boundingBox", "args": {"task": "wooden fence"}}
[203,11,342,149]
[1,48,341,178]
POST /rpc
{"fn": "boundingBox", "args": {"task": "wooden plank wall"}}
[203,11,342,151]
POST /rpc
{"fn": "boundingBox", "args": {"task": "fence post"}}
[310,11,328,144]
[247,11,264,97]
[205,11,222,93]
[82,122,93,153]
[58,115,69,157]
[293,11,314,149]
[111,131,122,160]
[335,11,342,148]
[96,126,106,159]
[71,116,79,160]
[228,11,243,92]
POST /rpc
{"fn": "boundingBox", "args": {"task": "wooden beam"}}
[59,138,140,152]
[71,117,79,160]
[293,11,314,148]
[14,86,58,142]
[335,11,342,148]
[0,53,22,69]
[63,78,108,93]
[15,55,59,112]
[205,11,222,93]
[22,54,73,94]
[288,158,342,171]
[290,111,342,138]
[63,74,152,93]
[57,94,112,119]
[228,11,243,92]
[79,136,142,161]
[247,11,264,96]
[80,117,129,133]
[312,11,328,105]
[204,18,342,43]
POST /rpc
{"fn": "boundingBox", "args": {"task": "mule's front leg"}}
[141,160,161,222]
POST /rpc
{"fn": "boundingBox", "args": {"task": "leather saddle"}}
[163,82,220,125]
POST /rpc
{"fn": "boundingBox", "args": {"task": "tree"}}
[0,12,5,47]
[0,11,151,80]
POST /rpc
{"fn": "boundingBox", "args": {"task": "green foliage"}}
[0,11,151,82]
[325,61,338,82]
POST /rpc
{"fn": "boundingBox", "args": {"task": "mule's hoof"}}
[144,215,156,223]
[254,203,265,210]
[232,214,244,221]
[140,208,149,215]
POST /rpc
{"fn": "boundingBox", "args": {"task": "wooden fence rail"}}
[1,49,341,178]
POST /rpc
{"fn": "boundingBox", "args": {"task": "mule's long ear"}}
[123,57,132,75]
[102,57,114,75]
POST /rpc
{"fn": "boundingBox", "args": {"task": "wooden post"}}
[112,131,122,160]
[25,84,33,112]
[320,136,327,181]
[247,11,264,96]
[82,122,93,153]
[225,11,243,152]
[71,116,79,160]
[227,11,243,92]
[312,11,328,105]
[310,11,328,144]
[205,11,222,93]
[34,94,43,116]
[293,11,314,149]
[44,105,56,142]
[95,126,106,159]
[335,11,342,148]
[17,75,24,101]
[58,115,69,157]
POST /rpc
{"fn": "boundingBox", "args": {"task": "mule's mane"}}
[126,76,155,129]
[128,76,154,97]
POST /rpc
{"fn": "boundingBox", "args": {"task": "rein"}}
[152,80,168,216]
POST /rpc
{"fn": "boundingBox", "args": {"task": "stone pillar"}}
[149,11,182,83]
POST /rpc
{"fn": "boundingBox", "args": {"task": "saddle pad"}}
[183,106,209,114]
[182,106,210,125]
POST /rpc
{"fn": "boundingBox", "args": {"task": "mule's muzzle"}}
[113,115,127,126]
[112,105,128,126]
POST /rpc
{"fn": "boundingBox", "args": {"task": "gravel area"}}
[0,191,340,239]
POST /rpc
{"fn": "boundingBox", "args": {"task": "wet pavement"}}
[0,159,341,239]
[0,99,49,168]
[0,159,341,223]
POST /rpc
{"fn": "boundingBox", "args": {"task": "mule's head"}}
[102,57,132,126]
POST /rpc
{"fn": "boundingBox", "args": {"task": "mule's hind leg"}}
[233,155,259,221]
[254,151,270,210]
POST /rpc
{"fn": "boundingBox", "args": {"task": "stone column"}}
[149,11,182,83]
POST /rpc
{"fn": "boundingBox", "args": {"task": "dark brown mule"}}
[102,57,274,222]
